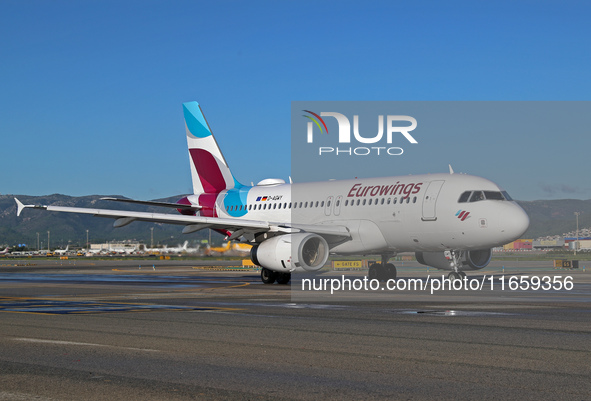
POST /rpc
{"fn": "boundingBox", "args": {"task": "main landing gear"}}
[261,267,291,285]
[368,254,397,281]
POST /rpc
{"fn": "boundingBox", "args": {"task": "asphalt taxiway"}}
[0,259,589,400]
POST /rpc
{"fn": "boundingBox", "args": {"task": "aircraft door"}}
[324,196,334,216]
[422,180,445,221]
[334,195,343,216]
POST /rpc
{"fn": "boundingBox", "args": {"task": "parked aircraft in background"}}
[84,248,104,256]
[53,245,69,256]
[184,243,201,254]
[144,241,189,254]
[163,241,189,254]
[0,247,10,255]
[204,241,252,256]
[16,101,529,284]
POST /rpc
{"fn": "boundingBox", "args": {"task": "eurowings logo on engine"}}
[456,210,471,221]
[304,110,418,157]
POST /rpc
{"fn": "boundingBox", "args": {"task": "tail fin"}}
[183,101,240,194]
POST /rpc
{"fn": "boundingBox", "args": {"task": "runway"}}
[0,259,590,400]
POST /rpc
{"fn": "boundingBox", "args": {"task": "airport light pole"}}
[574,212,580,255]
[36,232,39,251]
[47,231,50,252]
[86,229,89,251]
[150,227,154,248]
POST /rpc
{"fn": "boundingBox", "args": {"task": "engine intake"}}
[463,249,492,270]
[251,233,329,272]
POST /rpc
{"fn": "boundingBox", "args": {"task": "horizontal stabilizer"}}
[100,197,201,210]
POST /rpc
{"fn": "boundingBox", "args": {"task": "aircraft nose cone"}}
[501,203,530,241]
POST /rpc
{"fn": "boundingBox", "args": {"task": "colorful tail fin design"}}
[183,101,240,194]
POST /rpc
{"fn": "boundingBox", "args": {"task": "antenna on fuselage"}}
[448,164,454,174]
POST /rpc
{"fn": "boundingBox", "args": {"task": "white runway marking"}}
[0,391,54,401]
[13,338,160,353]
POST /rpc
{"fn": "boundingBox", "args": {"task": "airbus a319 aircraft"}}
[15,101,529,284]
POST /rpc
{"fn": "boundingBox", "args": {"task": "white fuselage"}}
[190,173,529,256]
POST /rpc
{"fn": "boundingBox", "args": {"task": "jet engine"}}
[250,233,329,272]
[415,249,492,271]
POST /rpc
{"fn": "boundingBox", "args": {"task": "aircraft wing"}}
[14,198,352,243]
[14,198,268,232]
[283,223,351,245]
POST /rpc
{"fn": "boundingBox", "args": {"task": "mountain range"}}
[0,194,210,248]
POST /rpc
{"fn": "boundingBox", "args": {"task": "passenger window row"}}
[225,196,418,212]
[344,196,418,206]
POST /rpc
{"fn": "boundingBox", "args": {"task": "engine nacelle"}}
[415,249,492,271]
[463,249,492,270]
[250,233,329,273]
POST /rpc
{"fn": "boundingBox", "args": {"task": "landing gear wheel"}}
[368,263,380,281]
[384,263,397,280]
[261,268,278,284]
[459,271,467,279]
[276,272,291,285]
[448,271,462,281]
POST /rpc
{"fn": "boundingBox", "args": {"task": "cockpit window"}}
[469,191,484,202]
[483,191,505,200]
[458,191,471,203]
[460,190,512,203]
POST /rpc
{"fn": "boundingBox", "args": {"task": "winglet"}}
[14,198,45,216]
[15,198,27,216]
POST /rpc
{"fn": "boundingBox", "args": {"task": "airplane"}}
[163,241,189,254]
[84,248,105,256]
[106,244,137,255]
[204,241,232,255]
[142,244,162,253]
[53,245,69,256]
[184,243,201,254]
[231,242,253,254]
[143,241,189,254]
[15,101,530,284]
[205,241,252,256]
[0,247,10,255]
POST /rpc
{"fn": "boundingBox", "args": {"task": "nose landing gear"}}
[448,271,467,281]
[445,250,466,281]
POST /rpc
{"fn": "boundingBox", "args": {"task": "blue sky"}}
[1,0,590,201]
